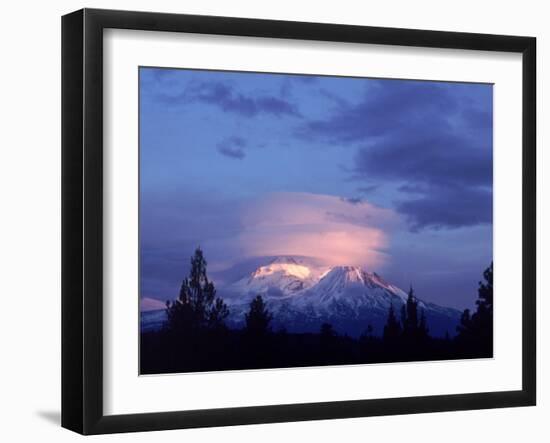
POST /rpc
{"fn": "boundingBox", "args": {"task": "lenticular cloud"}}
[235,192,398,269]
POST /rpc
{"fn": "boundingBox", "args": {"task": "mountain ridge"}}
[140,256,461,338]
[221,256,461,337]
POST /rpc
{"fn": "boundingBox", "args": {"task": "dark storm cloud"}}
[217,136,247,159]
[340,196,363,205]
[396,186,492,231]
[255,96,301,116]
[159,81,302,118]
[352,132,492,189]
[298,79,493,231]
[299,80,458,143]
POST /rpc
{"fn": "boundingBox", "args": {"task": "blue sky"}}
[139,67,493,310]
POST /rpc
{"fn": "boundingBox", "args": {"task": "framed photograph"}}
[61,8,536,435]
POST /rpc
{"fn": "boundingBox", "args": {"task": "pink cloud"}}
[234,192,398,269]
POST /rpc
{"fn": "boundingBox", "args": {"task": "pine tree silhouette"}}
[245,295,273,337]
[166,247,228,334]
[456,263,493,355]
[475,263,493,342]
[402,286,419,337]
[383,303,402,341]
[457,309,472,338]
[418,309,429,340]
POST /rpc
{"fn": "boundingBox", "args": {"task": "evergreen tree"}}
[475,263,493,339]
[245,295,273,337]
[383,303,402,341]
[402,286,419,337]
[398,285,432,342]
[165,247,228,334]
[456,308,472,338]
[456,263,493,354]
[418,309,429,340]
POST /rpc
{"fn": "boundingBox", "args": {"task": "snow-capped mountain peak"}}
[250,261,312,281]
[219,256,460,337]
[230,256,321,297]
[319,265,367,284]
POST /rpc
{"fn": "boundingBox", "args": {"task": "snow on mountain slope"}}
[227,256,328,298]
[306,266,407,306]
[221,257,461,337]
[139,256,461,338]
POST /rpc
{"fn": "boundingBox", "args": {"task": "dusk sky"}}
[139,67,493,311]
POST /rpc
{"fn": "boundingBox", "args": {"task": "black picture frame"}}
[62,8,536,435]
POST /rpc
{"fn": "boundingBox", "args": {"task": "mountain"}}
[221,257,461,338]
[140,309,167,333]
[140,256,461,337]
[140,296,166,312]
[227,256,328,298]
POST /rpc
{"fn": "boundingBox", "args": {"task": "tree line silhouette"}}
[140,248,493,374]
